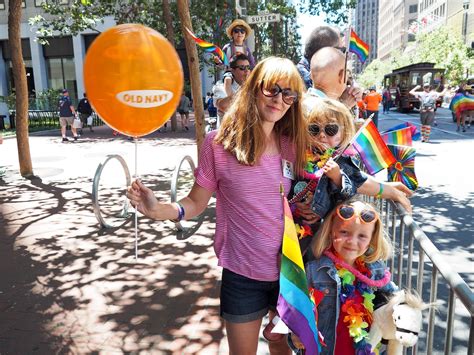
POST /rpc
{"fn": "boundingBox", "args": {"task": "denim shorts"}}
[220,268,279,323]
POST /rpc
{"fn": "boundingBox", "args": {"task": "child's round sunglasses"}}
[309,123,339,137]
[336,204,377,223]
[233,28,246,34]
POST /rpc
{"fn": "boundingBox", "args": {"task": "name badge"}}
[282,159,294,180]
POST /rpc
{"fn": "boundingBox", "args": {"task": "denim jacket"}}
[303,255,397,355]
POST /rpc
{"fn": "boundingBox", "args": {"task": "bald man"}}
[308,46,360,109]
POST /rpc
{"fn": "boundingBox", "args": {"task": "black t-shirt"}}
[77,98,93,115]
[59,96,73,117]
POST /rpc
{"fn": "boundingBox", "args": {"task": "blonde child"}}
[290,199,397,354]
[289,98,367,252]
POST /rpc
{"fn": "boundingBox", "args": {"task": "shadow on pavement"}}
[0,169,225,353]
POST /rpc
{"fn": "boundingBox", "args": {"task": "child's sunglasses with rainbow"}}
[336,204,377,224]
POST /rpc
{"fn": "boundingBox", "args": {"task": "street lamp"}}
[462,0,469,43]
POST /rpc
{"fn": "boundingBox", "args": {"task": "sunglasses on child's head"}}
[336,204,377,223]
[309,123,339,137]
[233,27,246,34]
[260,81,299,105]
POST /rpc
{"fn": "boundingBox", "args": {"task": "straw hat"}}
[226,19,253,39]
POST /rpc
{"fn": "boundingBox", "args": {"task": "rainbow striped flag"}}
[381,127,413,146]
[185,28,229,65]
[349,29,369,63]
[385,122,420,141]
[352,120,396,175]
[277,196,320,354]
[449,93,474,118]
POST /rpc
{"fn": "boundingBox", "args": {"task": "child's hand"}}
[290,333,305,350]
[322,158,342,187]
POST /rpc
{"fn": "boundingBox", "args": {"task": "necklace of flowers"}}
[302,148,335,180]
[324,251,386,354]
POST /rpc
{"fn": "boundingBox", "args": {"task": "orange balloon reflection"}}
[84,24,183,137]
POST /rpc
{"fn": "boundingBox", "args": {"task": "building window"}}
[22,1,25,7]
[409,4,418,13]
[42,36,77,101]
[0,0,5,10]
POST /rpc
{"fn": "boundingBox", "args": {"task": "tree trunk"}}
[177,0,205,155]
[8,0,33,177]
[162,0,178,132]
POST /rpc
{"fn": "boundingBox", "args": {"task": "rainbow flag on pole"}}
[381,127,413,146]
[185,28,229,65]
[349,29,369,63]
[352,119,396,175]
[387,144,418,191]
[277,196,320,354]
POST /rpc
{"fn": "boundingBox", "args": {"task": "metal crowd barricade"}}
[371,198,474,355]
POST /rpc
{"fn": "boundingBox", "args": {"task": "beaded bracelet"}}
[376,183,384,199]
[170,202,185,222]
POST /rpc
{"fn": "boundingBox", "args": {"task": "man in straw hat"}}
[222,19,255,68]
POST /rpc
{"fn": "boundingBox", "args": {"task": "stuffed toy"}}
[369,289,432,354]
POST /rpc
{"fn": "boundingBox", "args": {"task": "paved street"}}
[0,108,472,354]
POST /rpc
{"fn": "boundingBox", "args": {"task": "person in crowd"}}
[207,93,217,118]
[177,92,191,131]
[77,93,94,133]
[204,92,211,110]
[290,199,397,354]
[308,47,360,109]
[213,53,251,125]
[222,19,255,69]
[127,57,307,354]
[296,25,344,89]
[364,86,382,127]
[289,98,364,254]
[382,87,392,114]
[58,89,79,142]
[450,86,473,132]
[409,84,445,142]
[357,92,367,119]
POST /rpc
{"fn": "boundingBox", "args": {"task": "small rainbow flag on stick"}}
[277,194,320,354]
[351,118,396,175]
[349,29,369,63]
[185,28,229,65]
[381,127,413,146]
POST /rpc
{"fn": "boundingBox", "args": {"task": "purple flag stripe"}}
[277,296,320,354]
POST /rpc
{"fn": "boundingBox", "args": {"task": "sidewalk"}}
[0,118,270,354]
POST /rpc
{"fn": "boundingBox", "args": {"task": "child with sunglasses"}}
[128,57,306,354]
[288,98,368,254]
[289,199,397,354]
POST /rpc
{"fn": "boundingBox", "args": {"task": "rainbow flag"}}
[185,28,229,65]
[352,120,396,175]
[449,93,474,118]
[349,29,369,63]
[387,144,418,190]
[385,122,420,141]
[277,196,320,354]
[381,127,413,146]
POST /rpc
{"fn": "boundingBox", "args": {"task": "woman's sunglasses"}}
[233,28,246,34]
[336,205,377,224]
[260,81,298,105]
[309,123,339,137]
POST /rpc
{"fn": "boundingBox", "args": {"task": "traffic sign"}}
[246,13,281,25]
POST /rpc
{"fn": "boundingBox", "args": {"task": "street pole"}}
[163,0,178,132]
[177,0,205,154]
[272,22,277,55]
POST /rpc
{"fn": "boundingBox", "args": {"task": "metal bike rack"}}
[92,154,132,228]
[170,155,205,240]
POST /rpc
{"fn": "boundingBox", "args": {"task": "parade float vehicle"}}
[383,62,445,112]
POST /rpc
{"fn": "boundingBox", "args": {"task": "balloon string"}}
[134,137,138,261]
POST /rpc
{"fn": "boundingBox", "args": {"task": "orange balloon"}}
[84,24,184,137]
